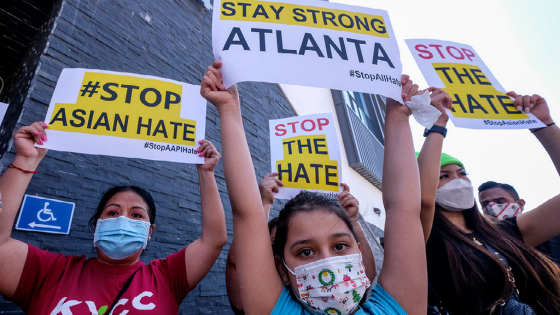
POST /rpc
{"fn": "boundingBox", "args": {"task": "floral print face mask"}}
[284,253,370,315]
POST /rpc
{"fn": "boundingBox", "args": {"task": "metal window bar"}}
[332,89,385,190]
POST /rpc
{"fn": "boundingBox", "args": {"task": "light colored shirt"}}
[271,283,407,315]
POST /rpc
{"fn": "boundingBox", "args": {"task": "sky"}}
[332,0,560,209]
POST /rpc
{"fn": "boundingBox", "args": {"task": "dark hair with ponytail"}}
[433,204,560,314]
[272,191,359,258]
[89,186,157,231]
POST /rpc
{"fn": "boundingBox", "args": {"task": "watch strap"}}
[424,125,447,138]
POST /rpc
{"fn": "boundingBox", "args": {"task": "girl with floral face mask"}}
[0,122,228,315]
[418,90,560,314]
[201,61,428,315]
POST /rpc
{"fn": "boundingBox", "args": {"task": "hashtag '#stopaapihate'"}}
[80,81,101,97]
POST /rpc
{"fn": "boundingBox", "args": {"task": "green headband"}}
[440,152,465,170]
[415,152,466,171]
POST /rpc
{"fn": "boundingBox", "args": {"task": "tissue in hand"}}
[404,92,442,129]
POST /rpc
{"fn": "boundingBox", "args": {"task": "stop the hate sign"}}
[270,113,342,199]
[405,39,544,130]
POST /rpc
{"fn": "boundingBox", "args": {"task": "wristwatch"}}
[424,125,447,138]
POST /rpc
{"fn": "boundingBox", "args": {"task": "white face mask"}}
[436,179,475,212]
[283,253,370,315]
[485,202,522,220]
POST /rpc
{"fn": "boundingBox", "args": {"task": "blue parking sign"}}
[15,195,75,234]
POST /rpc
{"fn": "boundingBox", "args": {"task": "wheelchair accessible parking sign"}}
[15,195,75,234]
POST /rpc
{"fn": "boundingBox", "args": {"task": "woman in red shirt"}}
[0,122,228,315]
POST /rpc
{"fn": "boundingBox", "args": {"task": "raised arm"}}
[418,88,452,243]
[507,92,560,174]
[201,61,283,315]
[377,76,427,315]
[225,172,282,313]
[183,140,228,289]
[0,122,48,298]
[507,92,560,247]
[337,183,376,281]
[259,172,282,219]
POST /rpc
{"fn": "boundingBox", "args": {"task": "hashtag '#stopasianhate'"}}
[80,81,101,97]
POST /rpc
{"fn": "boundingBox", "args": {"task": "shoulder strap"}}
[107,267,142,314]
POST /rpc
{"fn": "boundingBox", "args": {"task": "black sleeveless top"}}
[426,217,523,315]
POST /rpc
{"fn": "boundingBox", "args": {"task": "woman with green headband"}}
[418,91,560,314]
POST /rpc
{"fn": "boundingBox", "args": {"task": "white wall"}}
[279,84,386,230]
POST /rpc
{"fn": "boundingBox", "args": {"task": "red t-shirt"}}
[9,244,191,315]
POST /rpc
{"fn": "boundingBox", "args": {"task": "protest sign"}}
[405,39,544,129]
[213,0,403,103]
[40,69,207,163]
[270,113,342,199]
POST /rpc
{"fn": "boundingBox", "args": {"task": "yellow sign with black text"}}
[220,0,389,38]
[49,72,197,146]
[434,63,529,120]
[405,39,544,129]
[270,113,342,199]
[276,135,339,192]
[41,69,207,163]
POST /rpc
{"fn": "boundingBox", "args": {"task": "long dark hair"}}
[433,204,560,314]
[272,191,359,259]
[88,186,157,231]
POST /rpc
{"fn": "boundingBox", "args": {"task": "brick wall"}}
[0,0,62,158]
[0,0,386,313]
[0,0,294,313]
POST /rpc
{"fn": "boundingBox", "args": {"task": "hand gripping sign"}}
[40,69,207,163]
[405,39,544,129]
[214,0,404,103]
[270,113,342,199]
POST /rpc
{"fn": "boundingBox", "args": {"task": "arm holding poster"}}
[0,122,47,298]
[506,92,560,247]
[201,61,284,314]
[226,173,282,313]
[260,172,283,218]
[507,91,560,175]
[417,88,452,243]
[377,76,427,315]
[183,139,229,290]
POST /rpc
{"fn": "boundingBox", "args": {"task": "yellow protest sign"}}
[433,63,528,120]
[276,135,339,192]
[270,114,342,199]
[220,0,389,38]
[49,72,197,146]
[41,69,207,163]
[406,39,544,129]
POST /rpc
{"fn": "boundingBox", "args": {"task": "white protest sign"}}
[40,69,207,164]
[270,113,342,199]
[213,0,403,103]
[405,39,544,129]
[0,102,8,127]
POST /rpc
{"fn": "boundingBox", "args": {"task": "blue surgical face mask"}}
[94,216,151,260]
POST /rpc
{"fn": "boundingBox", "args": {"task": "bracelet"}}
[530,122,556,134]
[8,163,39,174]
